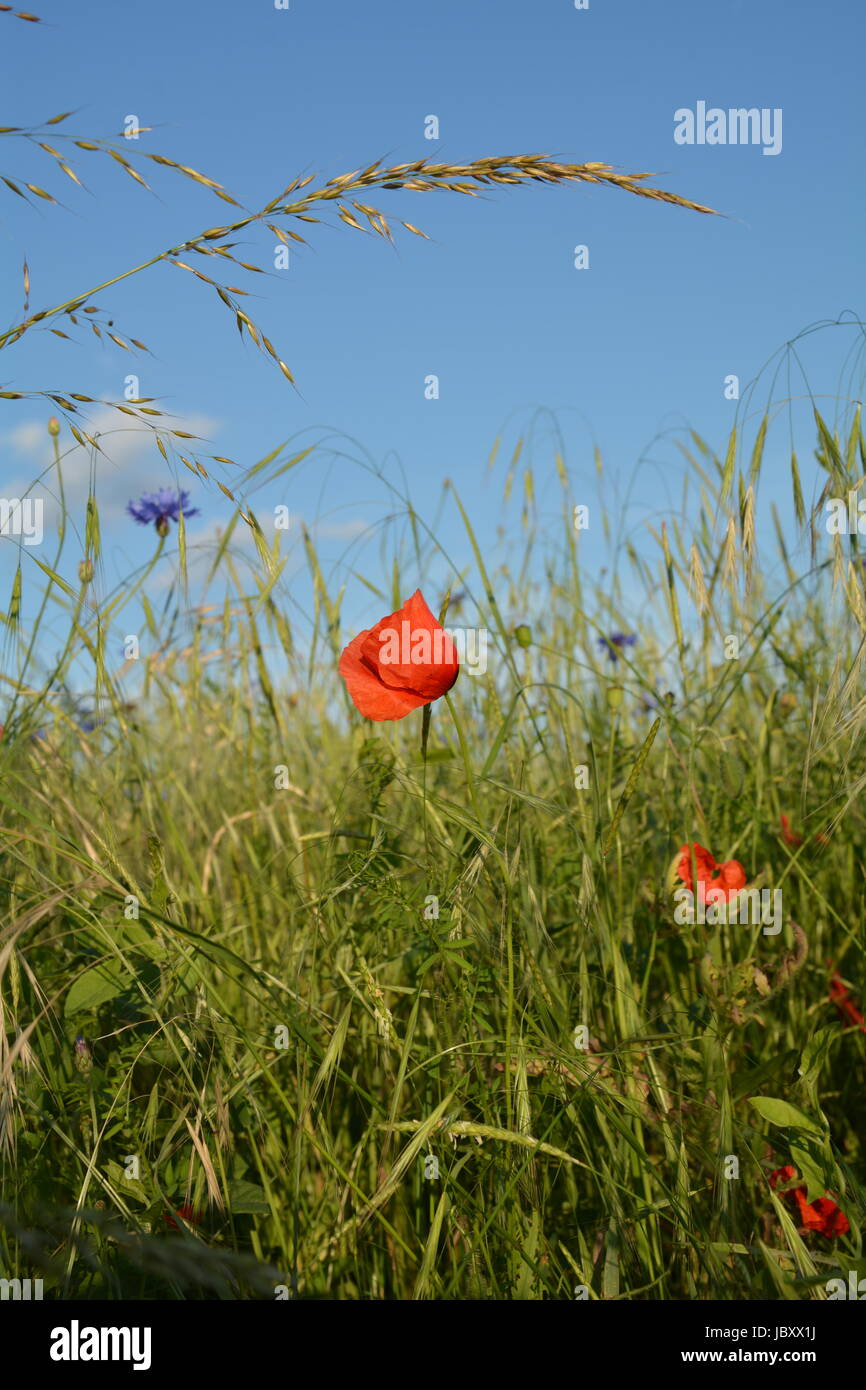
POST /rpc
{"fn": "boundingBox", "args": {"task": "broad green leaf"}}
[797,1025,836,1106]
[228,1180,270,1214]
[749,1096,822,1135]
[790,1142,827,1205]
[65,960,128,1016]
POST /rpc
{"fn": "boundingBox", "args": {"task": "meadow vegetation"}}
[1,9,863,1298]
[1,390,864,1299]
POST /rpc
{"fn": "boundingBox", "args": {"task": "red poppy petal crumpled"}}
[339,589,459,722]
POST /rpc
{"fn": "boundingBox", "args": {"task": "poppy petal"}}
[717,859,747,894]
[338,630,431,721]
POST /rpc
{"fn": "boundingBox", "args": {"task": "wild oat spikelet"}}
[741,485,756,595]
[688,543,710,615]
[720,515,739,599]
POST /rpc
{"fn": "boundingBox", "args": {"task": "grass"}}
[0,387,864,1301]
[0,18,861,1296]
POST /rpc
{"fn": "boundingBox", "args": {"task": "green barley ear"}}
[716,752,746,799]
[790,449,806,528]
[688,543,710,615]
[6,564,22,629]
[720,425,737,501]
[602,716,661,858]
[659,523,684,659]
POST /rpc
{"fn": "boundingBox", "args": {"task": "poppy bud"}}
[513,624,532,648]
[78,559,94,584]
[47,416,61,437]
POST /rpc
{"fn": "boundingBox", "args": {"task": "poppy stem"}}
[420,702,432,857]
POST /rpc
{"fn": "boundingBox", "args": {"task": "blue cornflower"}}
[127,488,199,537]
[598,632,637,663]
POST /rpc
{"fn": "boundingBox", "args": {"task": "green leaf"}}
[30,555,77,599]
[797,1025,836,1102]
[415,747,455,764]
[749,1096,822,1135]
[789,1142,827,1205]
[65,960,128,1016]
[732,1050,799,1101]
[228,1179,270,1214]
[105,1158,149,1204]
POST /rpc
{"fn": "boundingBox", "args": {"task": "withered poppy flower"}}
[677,842,746,903]
[339,589,459,721]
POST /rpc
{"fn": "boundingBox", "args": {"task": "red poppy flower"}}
[338,589,459,722]
[769,1166,850,1238]
[769,1164,797,1188]
[163,1203,203,1230]
[797,1196,850,1237]
[779,814,804,848]
[676,842,746,903]
[829,971,866,1034]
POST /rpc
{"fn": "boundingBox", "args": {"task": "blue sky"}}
[1,0,864,677]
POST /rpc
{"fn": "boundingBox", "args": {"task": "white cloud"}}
[1,407,220,531]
